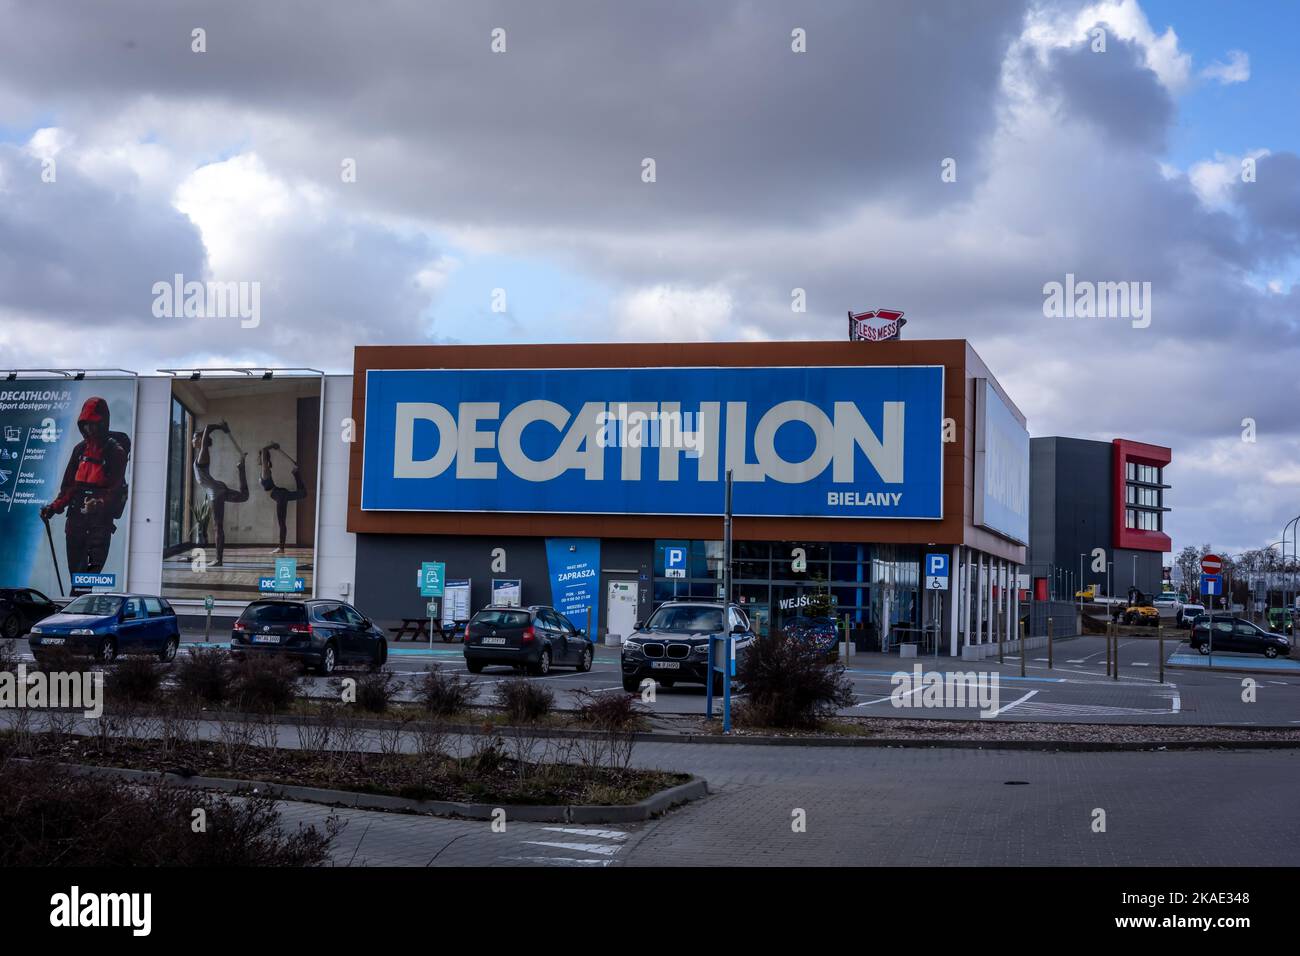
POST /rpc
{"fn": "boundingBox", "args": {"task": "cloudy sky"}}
[0,0,1297,556]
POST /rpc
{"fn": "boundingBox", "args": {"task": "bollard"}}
[1112,623,1118,681]
[1019,622,1026,677]
[1158,622,1164,684]
[1106,620,1112,676]
[999,626,1005,665]
[1047,616,1053,669]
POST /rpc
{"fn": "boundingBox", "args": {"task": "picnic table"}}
[388,618,465,642]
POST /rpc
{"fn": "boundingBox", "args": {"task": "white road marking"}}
[523,841,622,856]
[541,827,627,841]
[505,856,615,867]
[855,685,923,707]
[985,689,1038,717]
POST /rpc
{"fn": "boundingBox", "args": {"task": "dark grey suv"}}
[621,601,754,693]
[463,605,594,675]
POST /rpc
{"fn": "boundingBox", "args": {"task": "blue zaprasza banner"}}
[545,537,600,626]
[0,379,137,597]
[361,365,944,518]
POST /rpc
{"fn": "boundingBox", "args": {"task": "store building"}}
[347,340,1031,656]
[1026,437,1171,600]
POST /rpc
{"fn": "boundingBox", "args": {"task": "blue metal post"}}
[722,636,732,733]
[706,636,714,718]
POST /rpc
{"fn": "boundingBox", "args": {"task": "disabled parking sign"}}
[665,545,687,579]
[925,553,949,590]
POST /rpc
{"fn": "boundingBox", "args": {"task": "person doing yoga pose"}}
[191,422,248,567]
[259,443,308,554]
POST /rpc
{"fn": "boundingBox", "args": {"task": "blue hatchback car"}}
[29,592,181,664]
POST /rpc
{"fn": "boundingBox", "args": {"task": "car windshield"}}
[62,595,123,616]
[644,606,724,633]
[241,602,307,624]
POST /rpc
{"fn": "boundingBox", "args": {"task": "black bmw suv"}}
[231,599,388,674]
[621,601,754,693]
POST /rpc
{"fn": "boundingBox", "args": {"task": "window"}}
[62,595,123,617]
[144,597,165,617]
[243,602,308,625]
[471,609,530,627]
[123,598,145,620]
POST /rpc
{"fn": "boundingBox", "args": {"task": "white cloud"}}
[1021,0,1193,92]
[1202,49,1250,85]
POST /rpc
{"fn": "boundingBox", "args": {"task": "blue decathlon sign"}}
[259,576,305,593]
[360,366,945,519]
[71,572,116,589]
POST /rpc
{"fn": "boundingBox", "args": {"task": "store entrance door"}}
[607,580,638,643]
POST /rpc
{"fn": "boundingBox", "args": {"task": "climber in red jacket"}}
[39,397,129,577]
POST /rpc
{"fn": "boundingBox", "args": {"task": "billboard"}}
[545,537,600,627]
[361,366,945,518]
[0,378,137,598]
[162,377,321,603]
[973,379,1030,544]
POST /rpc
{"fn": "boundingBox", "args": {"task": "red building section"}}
[1113,438,1171,553]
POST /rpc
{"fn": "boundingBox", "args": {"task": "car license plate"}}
[651,661,680,669]
[42,637,65,646]
[482,637,506,645]
[253,635,281,644]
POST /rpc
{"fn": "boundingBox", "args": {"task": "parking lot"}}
[15,630,1299,727]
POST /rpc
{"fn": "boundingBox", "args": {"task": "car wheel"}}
[622,674,642,693]
[1,614,20,640]
[466,660,484,674]
[530,647,551,676]
[96,636,118,664]
[317,643,337,675]
[576,645,592,672]
[1197,643,1210,656]
[158,636,179,663]
[1265,646,1279,659]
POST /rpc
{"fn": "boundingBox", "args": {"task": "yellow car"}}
[1122,605,1160,626]
[1075,586,1098,600]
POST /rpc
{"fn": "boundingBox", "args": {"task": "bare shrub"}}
[107,655,165,706]
[493,678,553,723]
[734,633,856,730]
[415,666,477,717]
[175,647,235,706]
[231,655,302,713]
[0,760,340,866]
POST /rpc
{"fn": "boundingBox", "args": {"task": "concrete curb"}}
[44,760,708,824]
[92,705,1300,749]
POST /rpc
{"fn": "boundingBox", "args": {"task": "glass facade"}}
[652,538,923,642]
[1124,461,1165,531]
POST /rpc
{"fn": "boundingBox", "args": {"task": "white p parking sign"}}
[925,553,950,590]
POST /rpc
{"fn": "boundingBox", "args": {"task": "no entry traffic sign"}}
[1201,554,1222,575]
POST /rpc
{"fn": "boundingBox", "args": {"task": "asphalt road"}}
[12,631,1300,726]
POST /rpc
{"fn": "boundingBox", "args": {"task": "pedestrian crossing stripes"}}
[507,827,630,866]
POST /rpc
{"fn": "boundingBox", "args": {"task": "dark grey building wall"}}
[1027,437,1166,599]
[354,534,654,635]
